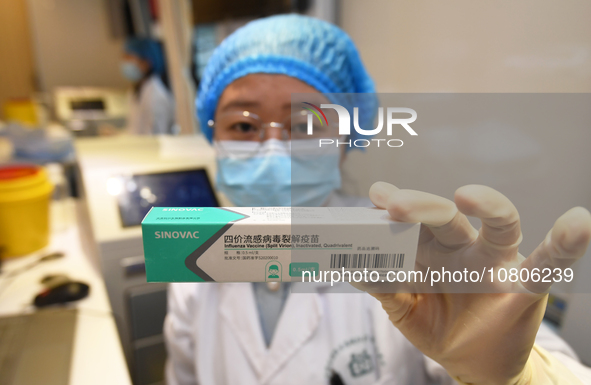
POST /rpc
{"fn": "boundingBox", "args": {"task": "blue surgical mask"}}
[215,139,341,207]
[120,61,144,82]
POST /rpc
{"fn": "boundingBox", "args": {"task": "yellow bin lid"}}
[0,165,53,202]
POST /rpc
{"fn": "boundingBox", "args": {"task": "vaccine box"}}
[141,207,420,283]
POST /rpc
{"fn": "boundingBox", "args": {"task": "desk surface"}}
[0,200,132,385]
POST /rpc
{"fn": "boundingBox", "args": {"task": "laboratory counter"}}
[0,199,132,385]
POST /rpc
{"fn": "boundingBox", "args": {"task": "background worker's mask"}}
[120,61,144,82]
[215,139,341,207]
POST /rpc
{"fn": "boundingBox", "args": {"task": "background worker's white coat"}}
[127,74,175,135]
[165,282,591,385]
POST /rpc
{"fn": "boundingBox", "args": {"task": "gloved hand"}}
[365,182,591,385]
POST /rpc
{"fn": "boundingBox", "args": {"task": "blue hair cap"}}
[125,37,166,76]
[196,14,377,143]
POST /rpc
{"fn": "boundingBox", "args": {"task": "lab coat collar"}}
[262,289,322,383]
[220,283,268,378]
[219,283,323,384]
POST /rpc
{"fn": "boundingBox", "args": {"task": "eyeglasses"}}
[208,110,339,142]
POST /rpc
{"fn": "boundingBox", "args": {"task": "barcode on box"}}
[330,253,405,269]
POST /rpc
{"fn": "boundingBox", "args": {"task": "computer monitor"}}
[114,168,219,228]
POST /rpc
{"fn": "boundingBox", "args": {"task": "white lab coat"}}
[127,74,175,135]
[165,194,591,385]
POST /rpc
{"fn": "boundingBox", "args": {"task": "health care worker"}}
[121,38,176,135]
[165,15,591,385]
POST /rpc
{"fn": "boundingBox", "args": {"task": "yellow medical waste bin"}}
[0,165,53,258]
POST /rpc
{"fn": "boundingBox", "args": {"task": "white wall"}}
[27,0,128,93]
[338,0,591,200]
[338,0,591,205]
[340,0,591,93]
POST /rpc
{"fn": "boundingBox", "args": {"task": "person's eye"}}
[291,123,308,134]
[230,122,257,133]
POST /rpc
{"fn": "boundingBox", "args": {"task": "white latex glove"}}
[365,182,591,385]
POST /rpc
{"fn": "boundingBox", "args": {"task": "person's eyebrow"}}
[219,100,260,112]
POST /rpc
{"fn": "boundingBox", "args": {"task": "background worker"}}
[121,37,175,135]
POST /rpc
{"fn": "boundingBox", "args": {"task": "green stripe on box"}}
[142,207,248,282]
